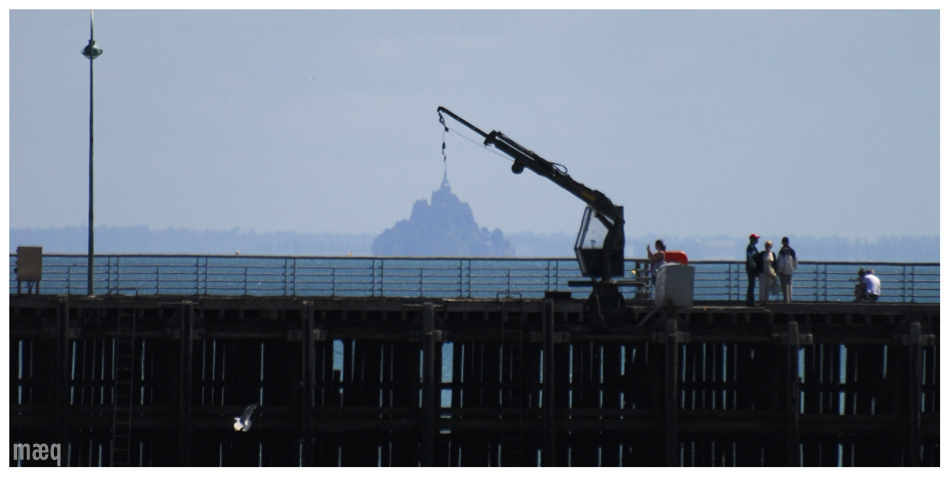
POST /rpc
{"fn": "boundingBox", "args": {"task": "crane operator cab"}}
[575,206,625,279]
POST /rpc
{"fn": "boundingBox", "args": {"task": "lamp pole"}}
[81,11,102,296]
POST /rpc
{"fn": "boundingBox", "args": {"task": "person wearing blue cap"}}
[776,237,798,303]
[745,234,760,306]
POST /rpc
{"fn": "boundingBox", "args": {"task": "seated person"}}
[854,268,881,302]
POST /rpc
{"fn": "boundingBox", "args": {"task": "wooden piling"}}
[178,303,193,466]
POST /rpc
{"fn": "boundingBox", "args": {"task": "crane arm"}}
[438,106,622,228]
[438,106,625,281]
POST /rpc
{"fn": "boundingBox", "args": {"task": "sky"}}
[6,8,942,242]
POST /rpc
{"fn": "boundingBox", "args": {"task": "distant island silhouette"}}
[371,168,515,257]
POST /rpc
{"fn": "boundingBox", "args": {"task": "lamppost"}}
[81,11,102,296]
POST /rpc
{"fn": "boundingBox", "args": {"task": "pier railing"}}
[8,254,939,303]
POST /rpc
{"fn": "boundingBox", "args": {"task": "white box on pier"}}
[654,263,694,308]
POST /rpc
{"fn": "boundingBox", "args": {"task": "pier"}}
[9,293,939,466]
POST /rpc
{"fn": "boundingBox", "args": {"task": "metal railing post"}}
[379,259,385,297]
[736,263,741,301]
[914,265,920,303]
[371,259,376,297]
[901,265,914,303]
[465,259,470,297]
[546,260,552,292]
[283,258,289,297]
[822,264,828,302]
[195,257,200,295]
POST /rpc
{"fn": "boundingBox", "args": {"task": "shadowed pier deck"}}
[9,294,939,466]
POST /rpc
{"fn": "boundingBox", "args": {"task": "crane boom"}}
[438,107,622,227]
[437,106,625,281]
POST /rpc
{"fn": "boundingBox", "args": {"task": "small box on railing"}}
[16,246,43,282]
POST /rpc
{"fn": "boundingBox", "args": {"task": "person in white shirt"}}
[758,241,777,305]
[854,268,881,302]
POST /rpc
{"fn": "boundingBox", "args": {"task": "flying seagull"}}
[233,403,258,432]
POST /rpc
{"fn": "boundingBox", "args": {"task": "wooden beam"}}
[421,303,436,467]
[664,313,680,467]
[178,303,193,466]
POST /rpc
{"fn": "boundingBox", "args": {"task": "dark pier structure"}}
[9,295,939,466]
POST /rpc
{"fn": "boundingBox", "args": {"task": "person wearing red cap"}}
[745,234,760,306]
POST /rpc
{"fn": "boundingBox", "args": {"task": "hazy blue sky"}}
[7,10,940,241]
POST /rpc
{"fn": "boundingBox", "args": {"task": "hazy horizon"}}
[10,222,938,241]
[10,224,939,263]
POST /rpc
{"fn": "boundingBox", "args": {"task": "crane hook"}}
[439,112,448,162]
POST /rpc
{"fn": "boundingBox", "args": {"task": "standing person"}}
[759,240,777,305]
[776,237,798,303]
[745,234,760,306]
[646,239,666,295]
[854,268,881,302]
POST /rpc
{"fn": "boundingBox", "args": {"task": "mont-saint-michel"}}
[371,170,514,257]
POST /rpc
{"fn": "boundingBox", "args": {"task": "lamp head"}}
[82,39,103,60]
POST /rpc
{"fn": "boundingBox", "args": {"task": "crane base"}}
[583,281,627,331]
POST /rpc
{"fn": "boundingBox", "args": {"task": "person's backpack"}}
[746,249,760,272]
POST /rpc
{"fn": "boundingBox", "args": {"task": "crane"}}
[437,107,628,326]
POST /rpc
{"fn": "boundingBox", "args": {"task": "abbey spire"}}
[440,161,450,191]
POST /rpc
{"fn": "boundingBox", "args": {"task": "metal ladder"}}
[499,310,524,466]
[111,307,136,466]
